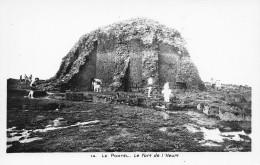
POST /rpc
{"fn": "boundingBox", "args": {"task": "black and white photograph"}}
[1,0,260,164]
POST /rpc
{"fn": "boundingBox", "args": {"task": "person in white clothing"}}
[28,78,38,98]
[162,82,171,102]
[92,79,102,92]
[147,77,153,97]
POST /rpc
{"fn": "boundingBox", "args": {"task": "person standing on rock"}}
[92,79,102,92]
[24,74,28,83]
[216,80,222,90]
[28,78,38,98]
[211,77,216,89]
[29,74,32,82]
[147,77,153,97]
[162,82,171,102]
[20,75,23,83]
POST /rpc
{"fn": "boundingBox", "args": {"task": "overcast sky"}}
[1,0,260,86]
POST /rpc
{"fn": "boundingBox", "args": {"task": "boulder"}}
[166,103,179,111]
[219,110,245,121]
[196,103,204,111]
[219,106,245,121]
[40,18,204,92]
[83,94,93,102]
[65,92,84,101]
[33,90,47,98]
[202,104,219,117]
[137,97,148,108]
[225,93,244,103]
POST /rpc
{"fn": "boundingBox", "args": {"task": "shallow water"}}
[200,127,225,143]
[185,124,200,133]
[7,126,17,132]
[20,137,43,143]
[185,124,251,144]
[7,119,100,147]
[7,129,31,142]
[200,141,222,147]
[34,119,100,132]
[7,128,42,149]
[7,136,23,143]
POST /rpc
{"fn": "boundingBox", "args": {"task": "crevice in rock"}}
[66,41,98,90]
[119,62,131,92]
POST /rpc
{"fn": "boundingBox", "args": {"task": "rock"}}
[40,18,204,92]
[158,111,170,120]
[65,92,84,101]
[202,104,219,117]
[209,106,220,117]
[225,93,244,103]
[166,103,179,111]
[159,127,167,132]
[219,107,245,121]
[35,115,46,122]
[83,94,93,102]
[202,104,209,115]
[177,103,194,110]
[239,134,251,142]
[154,105,165,111]
[243,92,251,102]
[52,118,67,127]
[128,98,138,106]
[33,90,47,97]
[117,95,128,104]
[196,103,204,111]
[137,97,148,108]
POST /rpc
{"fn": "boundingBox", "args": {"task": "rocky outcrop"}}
[43,18,204,91]
[176,57,205,90]
[219,105,250,121]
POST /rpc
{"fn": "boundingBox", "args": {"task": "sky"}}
[0,0,260,86]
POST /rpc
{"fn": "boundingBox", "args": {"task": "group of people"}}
[92,77,172,102]
[19,74,39,98]
[147,77,172,102]
[23,74,222,101]
[20,74,33,83]
[211,77,222,90]
[91,78,102,92]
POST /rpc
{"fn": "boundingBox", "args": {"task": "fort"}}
[42,18,204,92]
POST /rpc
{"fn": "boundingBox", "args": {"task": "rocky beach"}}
[7,78,251,152]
